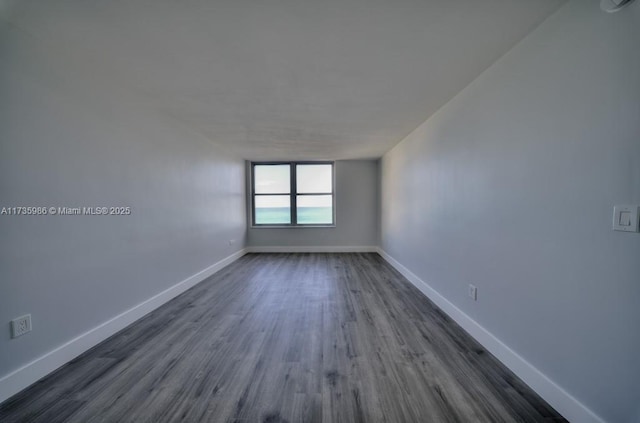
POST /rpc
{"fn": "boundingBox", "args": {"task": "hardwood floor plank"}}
[0,253,566,422]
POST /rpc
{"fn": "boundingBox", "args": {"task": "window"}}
[252,162,334,226]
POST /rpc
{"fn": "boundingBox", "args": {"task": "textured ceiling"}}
[3,0,564,160]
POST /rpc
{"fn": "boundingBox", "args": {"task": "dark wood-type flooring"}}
[0,253,566,422]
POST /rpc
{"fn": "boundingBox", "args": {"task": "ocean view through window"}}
[252,162,334,226]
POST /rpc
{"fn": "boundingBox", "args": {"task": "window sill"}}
[250,225,336,229]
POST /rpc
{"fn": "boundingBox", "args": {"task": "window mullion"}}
[291,162,297,225]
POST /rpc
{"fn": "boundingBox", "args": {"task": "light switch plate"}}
[613,205,639,232]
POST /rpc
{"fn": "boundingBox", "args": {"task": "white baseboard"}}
[0,248,248,404]
[247,245,378,253]
[376,247,605,423]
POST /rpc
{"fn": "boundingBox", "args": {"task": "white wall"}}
[0,18,246,398]
[380,1,640,422]
[248,160,379,249]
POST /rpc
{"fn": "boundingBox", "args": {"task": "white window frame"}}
[251,161,335,228]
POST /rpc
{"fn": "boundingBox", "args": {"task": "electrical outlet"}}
[468,284,478,301]
[11,314,32,338]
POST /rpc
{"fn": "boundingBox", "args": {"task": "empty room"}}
[1,0,638,422]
